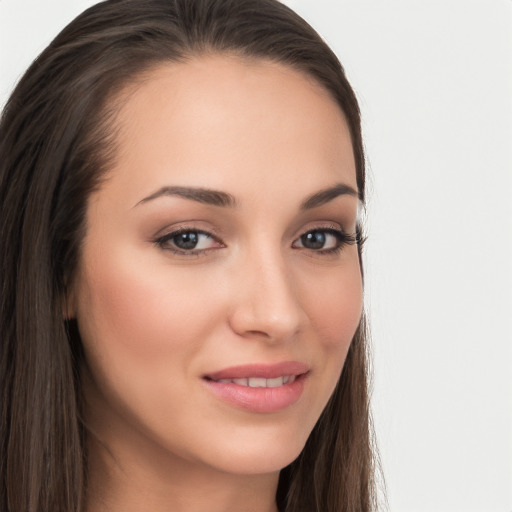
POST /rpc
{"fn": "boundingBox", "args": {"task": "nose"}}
[228,247,305,343]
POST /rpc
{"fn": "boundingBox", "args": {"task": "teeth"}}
[248,377,267,388]
[215,375,296,387]
[266,377,284,388]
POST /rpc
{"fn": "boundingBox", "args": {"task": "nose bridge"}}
[229,240,303,341]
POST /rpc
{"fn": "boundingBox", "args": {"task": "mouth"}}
[206,375,298,387]
[204,361,309,381]
[202,361,309,413]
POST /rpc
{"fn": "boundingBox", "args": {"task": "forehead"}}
[106,54,356,204]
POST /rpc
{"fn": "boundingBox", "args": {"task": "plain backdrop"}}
[1,1,511,511]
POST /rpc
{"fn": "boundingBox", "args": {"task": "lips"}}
[205,361,309,380]
[203,361,309,413]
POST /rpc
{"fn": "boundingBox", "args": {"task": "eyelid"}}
[293,222,344,241]
[152,220,221,239]
[292,224,357,253]
[152,221,357,257]
[154,225,225,255]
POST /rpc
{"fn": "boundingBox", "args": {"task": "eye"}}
[154,228,222,254]
[293,228,356,253]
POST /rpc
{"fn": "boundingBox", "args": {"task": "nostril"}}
[226,261,304,341]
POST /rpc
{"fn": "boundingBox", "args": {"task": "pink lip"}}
[205,361,309,380]
[203,361,309,413]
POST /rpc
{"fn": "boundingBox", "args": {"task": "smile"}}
[203,362,309,413]
[212,375,297,387]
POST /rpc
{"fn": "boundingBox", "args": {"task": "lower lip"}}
[203,375,307,413]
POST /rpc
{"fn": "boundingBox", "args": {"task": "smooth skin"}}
[70,55,363,512]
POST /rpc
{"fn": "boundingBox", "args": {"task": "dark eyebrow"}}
[136,183,357,210]
[135,186,238,208]
[300,183,359,210]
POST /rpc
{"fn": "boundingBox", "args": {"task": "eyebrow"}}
[300,183,358,210]
[136,186,238,208]
[135,182,358,209]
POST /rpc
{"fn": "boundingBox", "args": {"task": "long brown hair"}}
[0,1,379,510]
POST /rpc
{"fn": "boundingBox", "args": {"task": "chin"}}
[213,449,303,476]
[194,426,310,476]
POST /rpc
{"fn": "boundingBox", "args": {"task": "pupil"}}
[302,231,325,249]
[174,232,198,250]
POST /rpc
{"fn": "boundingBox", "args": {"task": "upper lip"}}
[205,361,309,380]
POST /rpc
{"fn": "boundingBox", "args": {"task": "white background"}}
[1,1,511,511]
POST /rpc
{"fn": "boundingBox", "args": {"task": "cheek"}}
[304,259,363,352]
[287,254,362,435]
[74,246,220,377]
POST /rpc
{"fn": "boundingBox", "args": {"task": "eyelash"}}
[294,228,357,255]
[153,226,357,256]
[154,227,222,256]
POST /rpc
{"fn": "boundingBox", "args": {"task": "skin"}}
[70,55,363,512]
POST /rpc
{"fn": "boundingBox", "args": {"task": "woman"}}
[0,0,378,511]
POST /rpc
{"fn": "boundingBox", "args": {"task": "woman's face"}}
[72,55,362,477]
